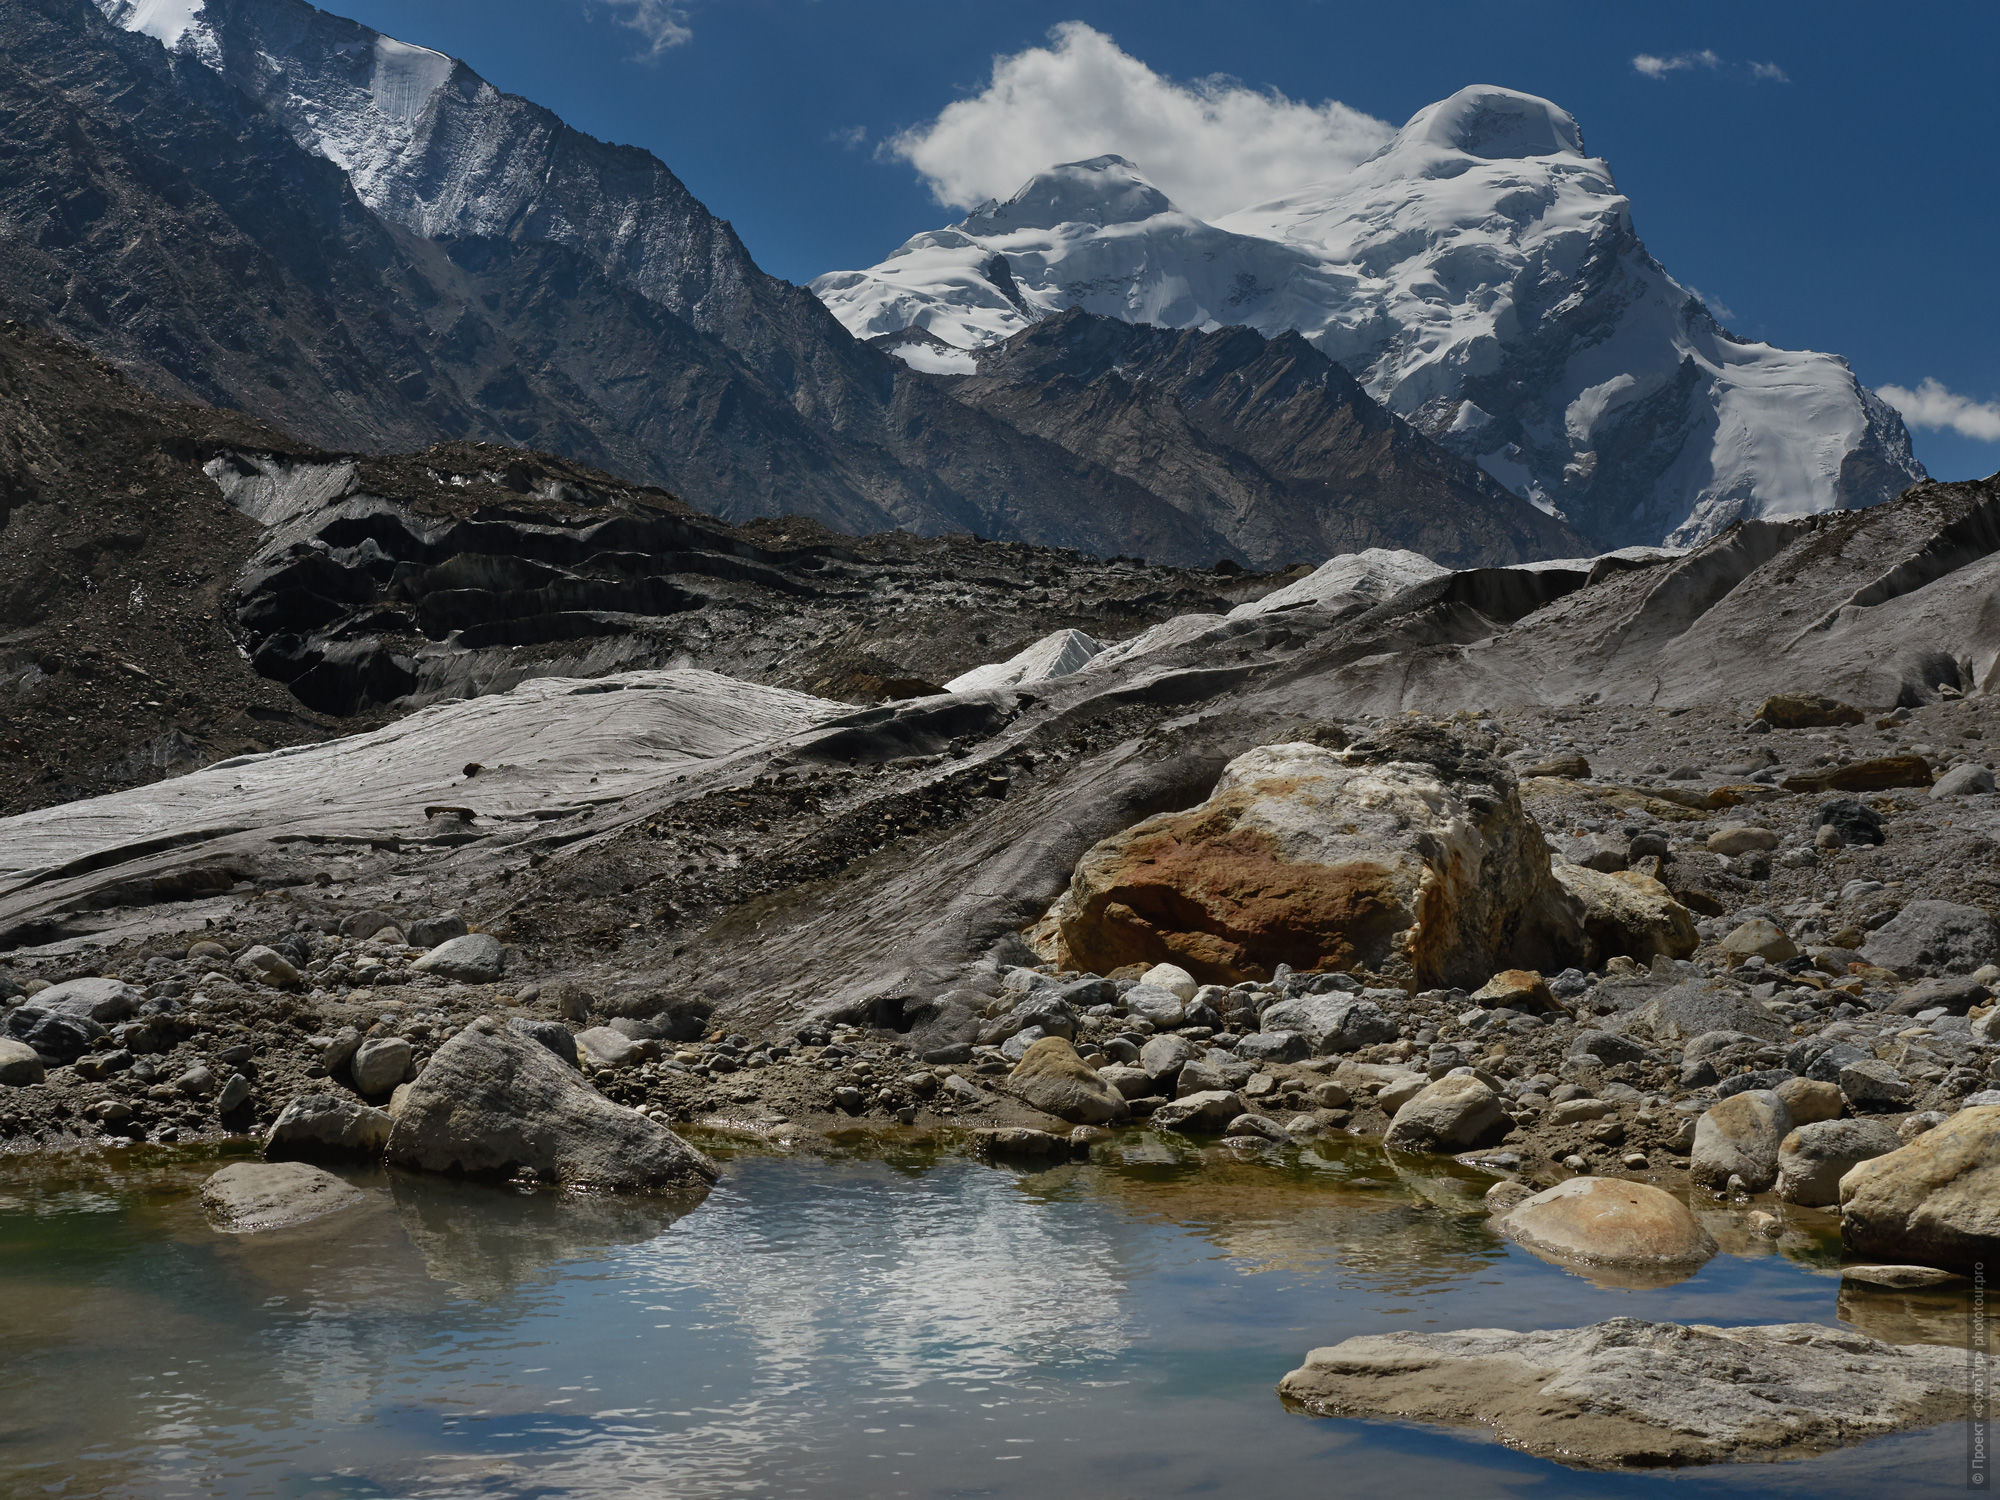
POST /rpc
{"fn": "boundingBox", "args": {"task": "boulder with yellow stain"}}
[1041,729,1589,987]
[1551,864,1698,966]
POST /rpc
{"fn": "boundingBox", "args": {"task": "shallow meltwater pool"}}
[0,1135,1978,1499]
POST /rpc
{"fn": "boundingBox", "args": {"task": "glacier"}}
[814,87,1925,550]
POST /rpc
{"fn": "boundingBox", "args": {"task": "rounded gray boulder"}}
[386,1018,717,1192]
[266,1095,394,1161]
[412,932,505,983]
[1691,1089,1792,1192]
[1776,1118,1902,1207]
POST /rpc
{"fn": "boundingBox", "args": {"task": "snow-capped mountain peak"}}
[817,84,1924,549]
[811,155,1336,356]
[1397,84,1585,162]
[964,155,1176,231]
[91,0,756,335]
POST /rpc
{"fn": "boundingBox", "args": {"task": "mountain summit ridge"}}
[816,85,1925,550]
[50,0,1583,569]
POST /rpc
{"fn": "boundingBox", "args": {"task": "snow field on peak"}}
[817,84,1923,549]
[369,37,455,125]
[99,0,205,46]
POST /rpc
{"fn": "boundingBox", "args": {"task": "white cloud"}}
[831,124,869,151]
[599,0,692,57]
[1634,49,1788,83]
[1879,379,2000,442]
[1633,49,1721,77]
[886,23,1393,220]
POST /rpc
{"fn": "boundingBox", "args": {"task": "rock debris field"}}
[6,462,2000,1471]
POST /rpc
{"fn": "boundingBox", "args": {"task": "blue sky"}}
[332,0,1999,479]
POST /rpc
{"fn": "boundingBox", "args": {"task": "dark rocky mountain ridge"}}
[952,311,1586,567]
[0,0,1581,569]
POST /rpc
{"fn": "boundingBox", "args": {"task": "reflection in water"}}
[1065,1137,1506,1289]
[0,1139,1983,1499]
[1838,1277,1977,1348]
[391,1173,701,1298]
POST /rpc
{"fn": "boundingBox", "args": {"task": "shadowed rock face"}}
[1277,1317,1983,1470]
[949,312,1590,569]
[0,320,1266,807]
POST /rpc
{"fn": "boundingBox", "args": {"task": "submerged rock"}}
[386,1018,717,1192]
[1278,1317,1980,1469]
[966,1126,1075,1160]
[1497,1178,1716,1283]
[201,1161,367,1233]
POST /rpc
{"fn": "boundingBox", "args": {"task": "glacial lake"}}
[0,1134,1978,1498]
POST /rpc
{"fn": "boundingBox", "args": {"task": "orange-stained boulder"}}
[1041,728,1589,987]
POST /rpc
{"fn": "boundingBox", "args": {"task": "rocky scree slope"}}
[49,0,1572,569]
[0,322,1266,814]
[6,674,2000,1246]
[0,322,361,816]
[210,441,1261,719]
[816,90,1925,549]
[2,471,1995,1019]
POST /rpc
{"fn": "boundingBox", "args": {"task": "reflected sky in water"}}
[0,1140,1980,1499]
